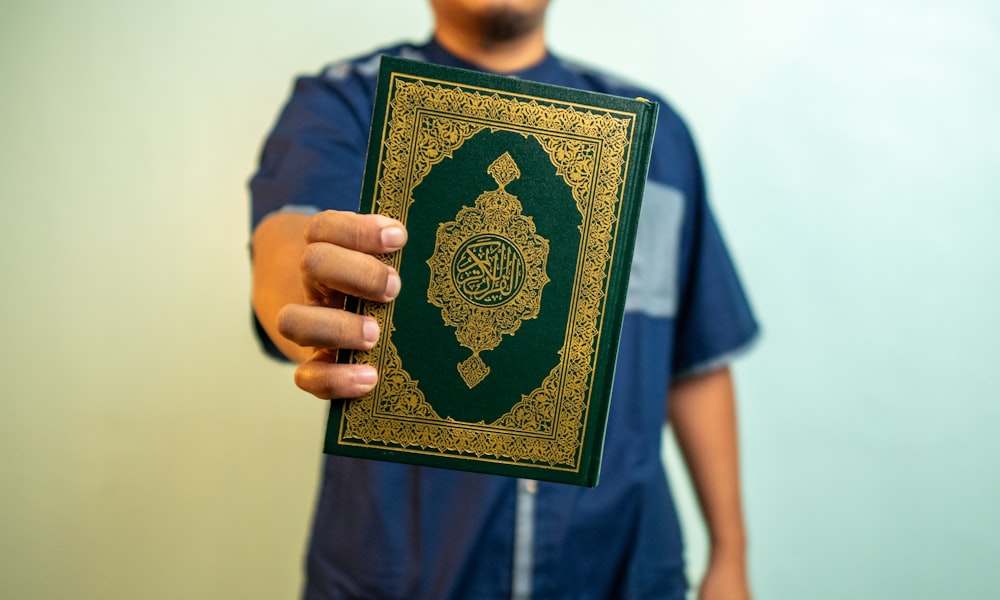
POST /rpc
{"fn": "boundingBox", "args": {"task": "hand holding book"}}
[275,210,407,400]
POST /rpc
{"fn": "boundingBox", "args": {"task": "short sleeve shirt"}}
[250,38,759,600]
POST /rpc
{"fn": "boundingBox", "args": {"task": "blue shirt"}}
[250,38,758,600]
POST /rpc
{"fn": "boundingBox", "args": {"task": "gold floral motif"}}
[456,354,490,389]
[486,149,521,188]
[340,74,637,472]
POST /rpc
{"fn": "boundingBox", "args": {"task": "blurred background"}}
[2,0,998,598]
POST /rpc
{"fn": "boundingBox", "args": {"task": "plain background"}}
[2,0,998,598]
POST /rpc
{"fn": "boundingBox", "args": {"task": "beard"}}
[476,5,546,44]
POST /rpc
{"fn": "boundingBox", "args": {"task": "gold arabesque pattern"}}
[426,152,550,388]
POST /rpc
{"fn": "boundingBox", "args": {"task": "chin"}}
[434,0,550,40]
[478,1,549,42]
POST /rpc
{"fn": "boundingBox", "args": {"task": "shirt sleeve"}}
[247,69,374,360]
[670,125,759,379]
[249,72,372,231]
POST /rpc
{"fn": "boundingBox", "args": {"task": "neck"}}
[433,20,547,73]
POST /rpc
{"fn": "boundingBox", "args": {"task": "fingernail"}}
[362,318,380,344]
[354,366,377,386]
[385,273,401,300]
[381,226,407,251]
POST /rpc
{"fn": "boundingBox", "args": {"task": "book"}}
[325,56,658,487]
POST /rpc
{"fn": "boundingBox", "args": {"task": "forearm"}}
[251,211,312,364]
[668,367,747,559]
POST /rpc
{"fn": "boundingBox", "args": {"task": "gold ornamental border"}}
[339,74,637,471]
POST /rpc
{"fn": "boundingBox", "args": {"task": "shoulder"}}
[555,57,691,138]
[556,57,698,167]
[287,41,426,101]
[555,57,701,194]
[316,41,427,86]
[275,41,426,133]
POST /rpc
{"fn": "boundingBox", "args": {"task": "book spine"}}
[580,99,659,487]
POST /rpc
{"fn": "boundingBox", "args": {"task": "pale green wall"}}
[1,1,997,598]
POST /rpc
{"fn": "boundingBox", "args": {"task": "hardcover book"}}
[325,56,658,486]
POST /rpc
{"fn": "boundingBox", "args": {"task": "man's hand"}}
[252,209,407,399]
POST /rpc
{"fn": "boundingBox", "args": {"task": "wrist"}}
[708,533,747,565]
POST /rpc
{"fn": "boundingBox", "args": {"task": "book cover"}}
[325,56,657,486]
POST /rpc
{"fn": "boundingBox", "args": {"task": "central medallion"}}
[452,233,527,307]
[426,152,550,388]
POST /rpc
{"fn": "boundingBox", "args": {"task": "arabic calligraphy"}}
[454,234,526,307]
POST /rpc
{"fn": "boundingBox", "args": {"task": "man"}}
[250,1,758,598]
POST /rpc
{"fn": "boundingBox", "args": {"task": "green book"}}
[325,56,658,487]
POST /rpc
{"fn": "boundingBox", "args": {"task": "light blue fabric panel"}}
[625,181,685,318]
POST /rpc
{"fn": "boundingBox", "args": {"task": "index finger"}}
[305,210,407,255]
